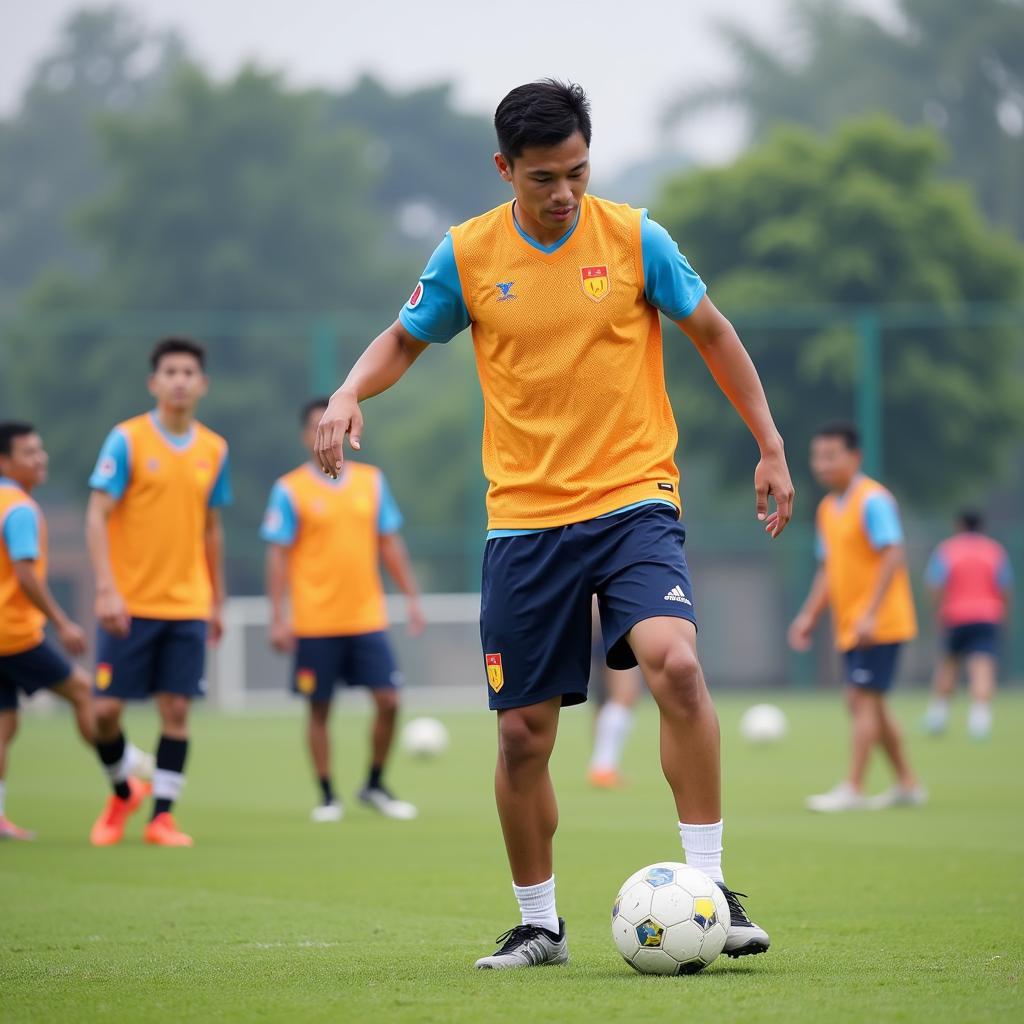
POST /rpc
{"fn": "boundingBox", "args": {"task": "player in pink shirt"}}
[923,510,1013,739]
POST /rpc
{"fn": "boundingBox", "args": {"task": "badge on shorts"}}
[96,663,113,690]
[297,669,317,695]
[485,653,504,694]
[581,265,610,302]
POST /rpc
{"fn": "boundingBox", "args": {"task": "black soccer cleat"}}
[716,882,771,958]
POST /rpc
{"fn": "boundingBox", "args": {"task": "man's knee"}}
[373,688,399,715]
[94,698,122,735]
[158,694,190,732]
[498,709,552,772]
[652,643,704,713]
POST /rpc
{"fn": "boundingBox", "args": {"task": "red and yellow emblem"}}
[96,663,113,691]
[581,265,610,302]
[296,668,317,695]
[485,653,504,694]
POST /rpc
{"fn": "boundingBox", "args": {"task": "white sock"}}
[679,820,724,883]
[968,702,992,737]
[152,769,185,802]
[0,780,6,817]
[513,875,558,934]
[590,702,634,772]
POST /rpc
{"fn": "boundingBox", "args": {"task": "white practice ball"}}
[400,717,449,758]
[740,703,787,744]
[611,863,731,975]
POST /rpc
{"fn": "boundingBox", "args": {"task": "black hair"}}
[150,336,206,371]
[0,421,36,457]
[494,79,592,163]
[958,508,984,532]
[301,397,331,425]
[813,421,860,451]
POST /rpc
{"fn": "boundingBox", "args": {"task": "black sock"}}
[151,735,188,821]
[318,776,335,805]
[96,733,131,800]
[367,765,383,790]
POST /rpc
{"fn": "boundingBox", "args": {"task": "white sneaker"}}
[358,785,418,820]
[806,781,866,813]
[311,801,343,823]
[922,707,949,736]
[866,784,928,810]
[475,919,568,969]
[968,705,992,741]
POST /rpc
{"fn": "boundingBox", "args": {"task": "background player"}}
[922,509,1013,740]
[85,337,231,847]
[789,423,925,813]
[262,398,424,823]
[0,422,144,840]
[315,80,794,969]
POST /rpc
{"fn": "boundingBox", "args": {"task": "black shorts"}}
[0,640,72,711]
[843,643,902,693]
[293,632,401,702]
[95,618,207,700]
[945,622,1000,658]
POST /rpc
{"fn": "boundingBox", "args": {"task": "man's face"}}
[495,131,590,236]
[0,432,48,489]
[148,353,207,412]
[302,407,328,457]
[810,436,861,491]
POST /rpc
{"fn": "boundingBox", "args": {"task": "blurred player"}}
[789,423,925,812]
[85,337,231,847]
[922,510,1013,740]
[261,398,424,823]
[0,422,132,840]
[316,80,794,968]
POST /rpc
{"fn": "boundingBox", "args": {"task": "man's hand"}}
[787,612,815,652]
[95,587,130,638]
[269,619,295,654]
[755,445,795,539]
[850,611,877,649]
[208,606,224,646]
[57,619,88,657]
[315,389,363,479]
[406,597,426,638]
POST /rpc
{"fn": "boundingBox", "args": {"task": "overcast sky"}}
[3,0,898,170]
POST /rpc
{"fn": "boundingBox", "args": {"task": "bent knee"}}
[498,712,549,770]
[653,645,705,709]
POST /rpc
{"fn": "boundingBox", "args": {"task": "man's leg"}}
[925,653,958,735]
[847,685,880,793]
[588,667,640,785]
[147,692,191,832]
[0,708,34,838]
[50,666,96,746]
[358,687,416,819]
[876,697,917,788]
[966,652,997,739]
[94,695,133,799]
[308,699,336,808]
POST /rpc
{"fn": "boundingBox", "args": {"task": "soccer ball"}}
[739,703,787,744]
[611,862,730,974]
[400,717,449,758]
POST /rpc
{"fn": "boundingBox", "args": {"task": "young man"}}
[0,422,128,840]
[315,80,793,969]
[789,423,925,812]
[261,397,424,822]
[86,337,231,847]
[923,510,1012,740]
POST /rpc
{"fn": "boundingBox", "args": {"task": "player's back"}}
[0,481,46,655]
[934,533,1010,626]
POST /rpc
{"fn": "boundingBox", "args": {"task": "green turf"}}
[1,692,1021,1022]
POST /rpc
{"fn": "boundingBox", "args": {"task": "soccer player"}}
[85,337,231,847]
[315,80,794,969]
[0,422,122,840]
[922,510,1012,740]
[261,397,424,822]
[789,423,926,813]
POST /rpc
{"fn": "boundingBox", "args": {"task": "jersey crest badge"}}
[581,265,610,302]
[485,653,504,693]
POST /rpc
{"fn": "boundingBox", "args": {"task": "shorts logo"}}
[96,663,113,690]
[296,669,317,695]
[581,265,610,302]
[496,281,516,301]
[485,653,504,693]
[407,282,424,309]
[851,668,874,684]
[664,585,692,606]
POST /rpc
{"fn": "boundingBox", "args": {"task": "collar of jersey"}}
[0,475,26,493]
[148,410,196,451]
[830,472,866,511]
[506,196,587,261]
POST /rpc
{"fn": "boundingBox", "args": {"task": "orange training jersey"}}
[260,463,401,637]
[0,480,46,655]
[89,412,231,620]
[413,195,699,530]
[816,476,917,652]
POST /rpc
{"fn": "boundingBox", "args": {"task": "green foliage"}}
[657,117,1024,506]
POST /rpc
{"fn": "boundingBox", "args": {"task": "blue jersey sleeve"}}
[924,549,949,588]
[398,233,471,344]
[815,529,826,562]
[209,453,233,509]
[2,505,40,561]
[863,493,904,550]
[641,211,707,321]
[378,474,404,535]
[88,428,131,499]
[260,482,298,546]
[997,553,1013,591]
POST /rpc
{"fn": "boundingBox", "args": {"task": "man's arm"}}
[316,321,429,478]
[265,544,294,653]
[204,508,226,644]
[788,566,830,651]
[12,561,87,655]
[676,296,794,537]
[379,532,425,637]
[85,489,130,637]
[851,544,907,647]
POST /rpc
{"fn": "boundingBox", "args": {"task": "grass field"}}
[1,692,1021,1022]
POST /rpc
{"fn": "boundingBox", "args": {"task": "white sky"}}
[2,0,898,171]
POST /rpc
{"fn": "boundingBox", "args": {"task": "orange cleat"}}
[143,812,193,847]
[0,816,36,841]
[89,777,151,846]
[588,768,626,790]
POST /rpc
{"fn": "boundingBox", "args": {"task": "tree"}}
[666,0,1024,239]
[655,116,1024,507]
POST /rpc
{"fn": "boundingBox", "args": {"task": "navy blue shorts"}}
[293,632,401,702]
[0,640,72,711]
[480,504,697,711]
[95,618,207,700]
[945,622,1000,658]
[843,643,902,693]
